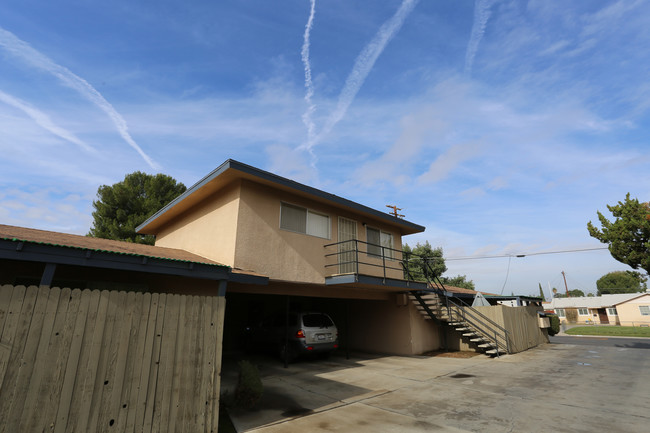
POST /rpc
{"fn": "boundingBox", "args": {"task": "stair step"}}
[470,337,486,343]
[462,332,478,338]
[478,343,495,349]
[485,349,501,356]
[449,322,466,327]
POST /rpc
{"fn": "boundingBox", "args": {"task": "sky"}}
[1,0,649,297]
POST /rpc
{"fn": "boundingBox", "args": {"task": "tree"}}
[441,274,475,291]
[596,270,647,295]
[403,242,446,281]
[587,193,650,274]
[553,289,585,298]
[538,283,546,301]
[88,172,187,245]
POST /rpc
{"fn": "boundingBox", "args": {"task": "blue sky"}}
[1,0,649,296]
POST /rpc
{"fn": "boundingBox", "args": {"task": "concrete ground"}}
[222,342,649,433]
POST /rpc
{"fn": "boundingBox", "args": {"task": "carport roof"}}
[0,224,269,284]
[136,159,426,236]
[0,224,225,267]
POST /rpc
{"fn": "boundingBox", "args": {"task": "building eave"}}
[136,159,426,236]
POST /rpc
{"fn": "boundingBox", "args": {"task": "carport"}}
[223,278,444,363]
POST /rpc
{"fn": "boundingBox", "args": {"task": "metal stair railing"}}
[408,262,511,355]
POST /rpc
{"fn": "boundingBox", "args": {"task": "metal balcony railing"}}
[323,239,438,282]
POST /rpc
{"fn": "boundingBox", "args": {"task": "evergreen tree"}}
[88,172,186,244]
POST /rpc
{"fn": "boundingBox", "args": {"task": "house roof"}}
[136,159,426,236]
[0,224,225,267]
[443,285,499,297]
[545,293,648,309]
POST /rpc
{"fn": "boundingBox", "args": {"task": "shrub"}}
[233,360,263,410]
[547,314,560,336]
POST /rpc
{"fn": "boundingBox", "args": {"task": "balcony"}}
[323,239,430,291]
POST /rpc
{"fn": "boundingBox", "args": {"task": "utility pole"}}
[561,271,570,297]
[386,205,405,219]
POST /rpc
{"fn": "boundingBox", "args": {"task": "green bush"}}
[547,314,560,336]
[233,360,263,410]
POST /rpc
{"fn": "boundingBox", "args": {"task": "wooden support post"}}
[39,263,56,287]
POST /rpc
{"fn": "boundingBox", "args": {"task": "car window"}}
[303,314,333,328]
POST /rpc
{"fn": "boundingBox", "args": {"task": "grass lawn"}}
[565,326,650,337]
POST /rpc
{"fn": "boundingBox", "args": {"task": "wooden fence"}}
[0,284,225,433]
[474,305,548,353]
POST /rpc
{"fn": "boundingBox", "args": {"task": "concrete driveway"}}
[222,342,649,432]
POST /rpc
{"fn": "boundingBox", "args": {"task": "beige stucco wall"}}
[233,180,404,283]
[346,295,441,355]
[155,181,241,267]
[615,294,650,326]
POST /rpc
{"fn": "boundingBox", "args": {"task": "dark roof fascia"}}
[1,238,233,282]
[136,159,425,234]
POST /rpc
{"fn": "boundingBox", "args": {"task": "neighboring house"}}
[545,292,650,326]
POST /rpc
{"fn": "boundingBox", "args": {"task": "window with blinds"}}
[280,203,330,239]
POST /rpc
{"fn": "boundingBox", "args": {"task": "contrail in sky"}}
[464,0,496,76]
[0,26,158,169]
[299,0,420,152]
[301,0,317,156]
[0,89,94,153]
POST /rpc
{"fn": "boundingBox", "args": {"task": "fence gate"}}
[0,284,225,433]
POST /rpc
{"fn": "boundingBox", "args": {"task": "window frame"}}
[639,305,650,316]
[555,309,565,318]
[578,308,589,316]
[279,202,331,239]
[365,226,394,259]
[607,307,618,316]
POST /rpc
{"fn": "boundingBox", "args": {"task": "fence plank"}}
[19,286,66,432]
[155,293,181,432]
[120,291,146,433]
[1,285,48,430]
[0,285,16,336]
[0,285,27,401]
[53,288,91,433]
[142,292,167,433]
[72,289,110,433]
[211,296,226,432]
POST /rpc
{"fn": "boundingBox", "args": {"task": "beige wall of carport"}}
[0,284,225,432]
[346,294,442,355]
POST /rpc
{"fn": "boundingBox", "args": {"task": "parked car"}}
[244,311,338,361]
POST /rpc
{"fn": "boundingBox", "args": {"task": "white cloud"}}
[0,89,93,152]
[0,26,158,169]
[300,0,420,152]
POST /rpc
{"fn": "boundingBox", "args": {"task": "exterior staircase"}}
[408,287,510,357]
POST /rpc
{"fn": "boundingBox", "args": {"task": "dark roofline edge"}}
[136,159,426,234]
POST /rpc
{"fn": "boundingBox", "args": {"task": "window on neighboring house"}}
[366,227,394,259]
[607,307,618,316]
[639,305,650,316]
[578,308,589,316]
[280,203,330,239]
[555,309,565,317]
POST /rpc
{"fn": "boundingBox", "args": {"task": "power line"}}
[444,247,609,261]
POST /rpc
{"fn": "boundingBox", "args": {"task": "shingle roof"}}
[0,224,226,268]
